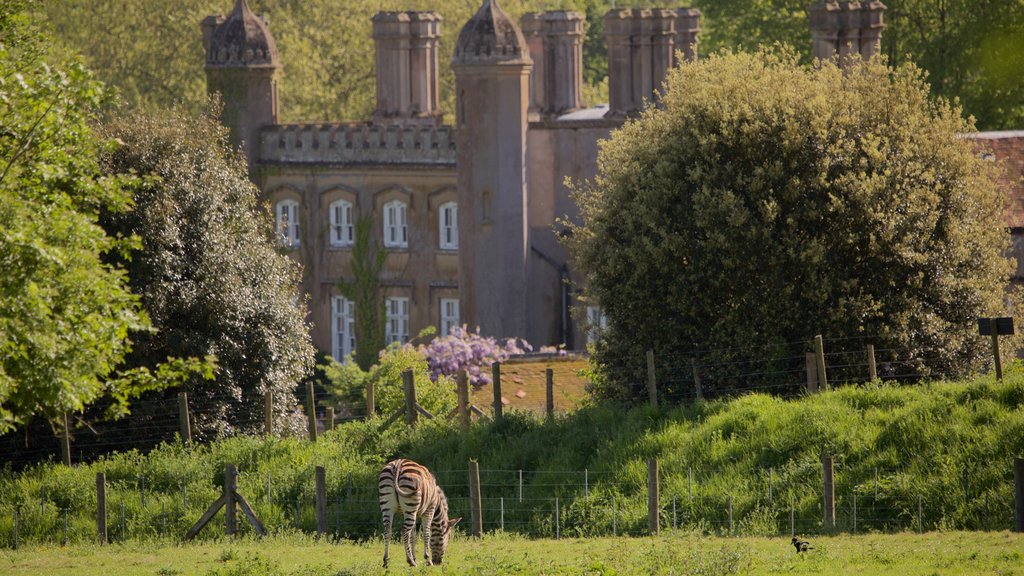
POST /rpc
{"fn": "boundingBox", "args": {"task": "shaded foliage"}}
[565,50,1013,402]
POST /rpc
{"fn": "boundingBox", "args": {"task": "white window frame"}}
[383,200,408,249]
[331,296,356,361]
[439,298,459,337]
[439,201,458,250]
[276,199,300,247]
[386,296,409,344]
[329,199,354,248]
[586,305,608,345]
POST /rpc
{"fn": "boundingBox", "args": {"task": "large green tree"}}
[0,1,163,432]
[99,104,315,438]
[565,50,1013,402]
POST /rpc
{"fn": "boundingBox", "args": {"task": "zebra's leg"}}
[402,512,418,566]
[382,508,393,568]
[421,510,433,565]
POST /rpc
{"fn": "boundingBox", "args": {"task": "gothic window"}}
[329,199,354,248]
[383,200,408,249]
[276,199,300,247]
[331,296,356,361]
[440,298,459,337]
[586,305,608,346]
[439,201,458,250]
[386,297,409,344]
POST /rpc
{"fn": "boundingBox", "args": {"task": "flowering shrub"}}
[416,326,531,387]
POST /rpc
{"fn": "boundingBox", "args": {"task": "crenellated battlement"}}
[259,122,457,166]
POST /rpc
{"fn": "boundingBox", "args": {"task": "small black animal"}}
[792,537,813,553]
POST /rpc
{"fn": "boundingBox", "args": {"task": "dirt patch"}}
[469,356,591,414]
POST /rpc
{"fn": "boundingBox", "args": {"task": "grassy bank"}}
[3,531,1023,575]
[1,373,1023,545]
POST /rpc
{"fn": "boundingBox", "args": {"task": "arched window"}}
[329,199,354,247]
[439,201,458,250]
[331,296,356,361]
[383,200,408,249]
[276,199,300,247]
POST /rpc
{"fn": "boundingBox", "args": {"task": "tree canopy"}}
[37,0,1024,130]
[565,50,1014,402]
[99,104,315,438]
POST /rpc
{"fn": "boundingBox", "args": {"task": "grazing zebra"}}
[379,458,461,568]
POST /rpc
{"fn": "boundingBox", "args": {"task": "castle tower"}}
[452,0,532,338]
[372,11,443,125]
[202,0,281,165]
[521,11,586,119]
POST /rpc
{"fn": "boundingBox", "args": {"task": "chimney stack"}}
[808,1,885,64]
[521,11,586,119]
[604,8,701,117]
[372,11,443,125]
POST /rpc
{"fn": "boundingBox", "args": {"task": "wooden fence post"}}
[402,370,417,426]
[822,455,835,529]
[866,344,877,381]
[306,383,317,442]
[457,370,470,431]
[366,380,375,419]
[492,362,503,423]
[60,412,71,467]
[646,350,657,407]
[1015,457,1024,532]
[469,460,482,537]
[545,368,554,419]
[805,353,818,393]
[326,407,335,432]
[814,335,828,391]
[178,392,191,444]
[225,464,237,537]
[315,466,327,536]
[992,328,1004,381]
[691,359,703,400]
[648,458,660,535]
[264,390,273,436]
[96,472,107,545]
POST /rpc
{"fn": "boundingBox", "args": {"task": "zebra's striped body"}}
[379,458,460,567]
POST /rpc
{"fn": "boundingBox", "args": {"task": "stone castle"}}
[200,0,1024,361]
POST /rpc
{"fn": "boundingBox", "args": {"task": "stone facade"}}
[203,0,1024,361]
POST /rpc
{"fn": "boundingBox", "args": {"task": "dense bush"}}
[566,50,1014,402]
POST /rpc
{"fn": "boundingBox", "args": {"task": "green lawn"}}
[2,531,1022,575]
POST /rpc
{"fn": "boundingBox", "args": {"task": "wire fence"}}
[2,460,1020,548]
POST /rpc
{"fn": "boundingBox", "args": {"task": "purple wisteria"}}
[415,326,532,387]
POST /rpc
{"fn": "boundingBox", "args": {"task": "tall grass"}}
[1,371,1022,545]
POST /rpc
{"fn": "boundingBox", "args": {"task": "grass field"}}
[475,357,590,413]
[3,531,1022,575]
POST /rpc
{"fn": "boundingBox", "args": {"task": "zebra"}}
[379,458,461,568]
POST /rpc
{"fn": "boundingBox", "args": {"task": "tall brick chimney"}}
[808,1,885,63]
[521,10,586,119]
[372,11,443,125]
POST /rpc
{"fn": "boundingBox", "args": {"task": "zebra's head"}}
[430,494,461,565]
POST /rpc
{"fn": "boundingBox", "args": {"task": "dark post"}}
[822,455,835,529]
[326,407,335,432]
[402,370,418,426]
[805,352,818,393]
[264,390,273,436]
[545,368,554,418]
[814,335,829,391]
[96,472,107,545]
[648,458,660,535]
[866,344,877,381]
[315,466,327,536]
[60,412,71,467]
[992,328,1003,381]
[469,460,483,537]
[225,464,237,536]
[457,370,470,431]
[691,359,703,400]
[1015,457,1024,532]
[492,362,503,422]
[306,382,317,442]
[366,380,375,419]
[646,350,657,407]
[178,392,192,444]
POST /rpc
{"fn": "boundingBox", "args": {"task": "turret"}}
[203,0,281,165]
[452,0,532,338]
